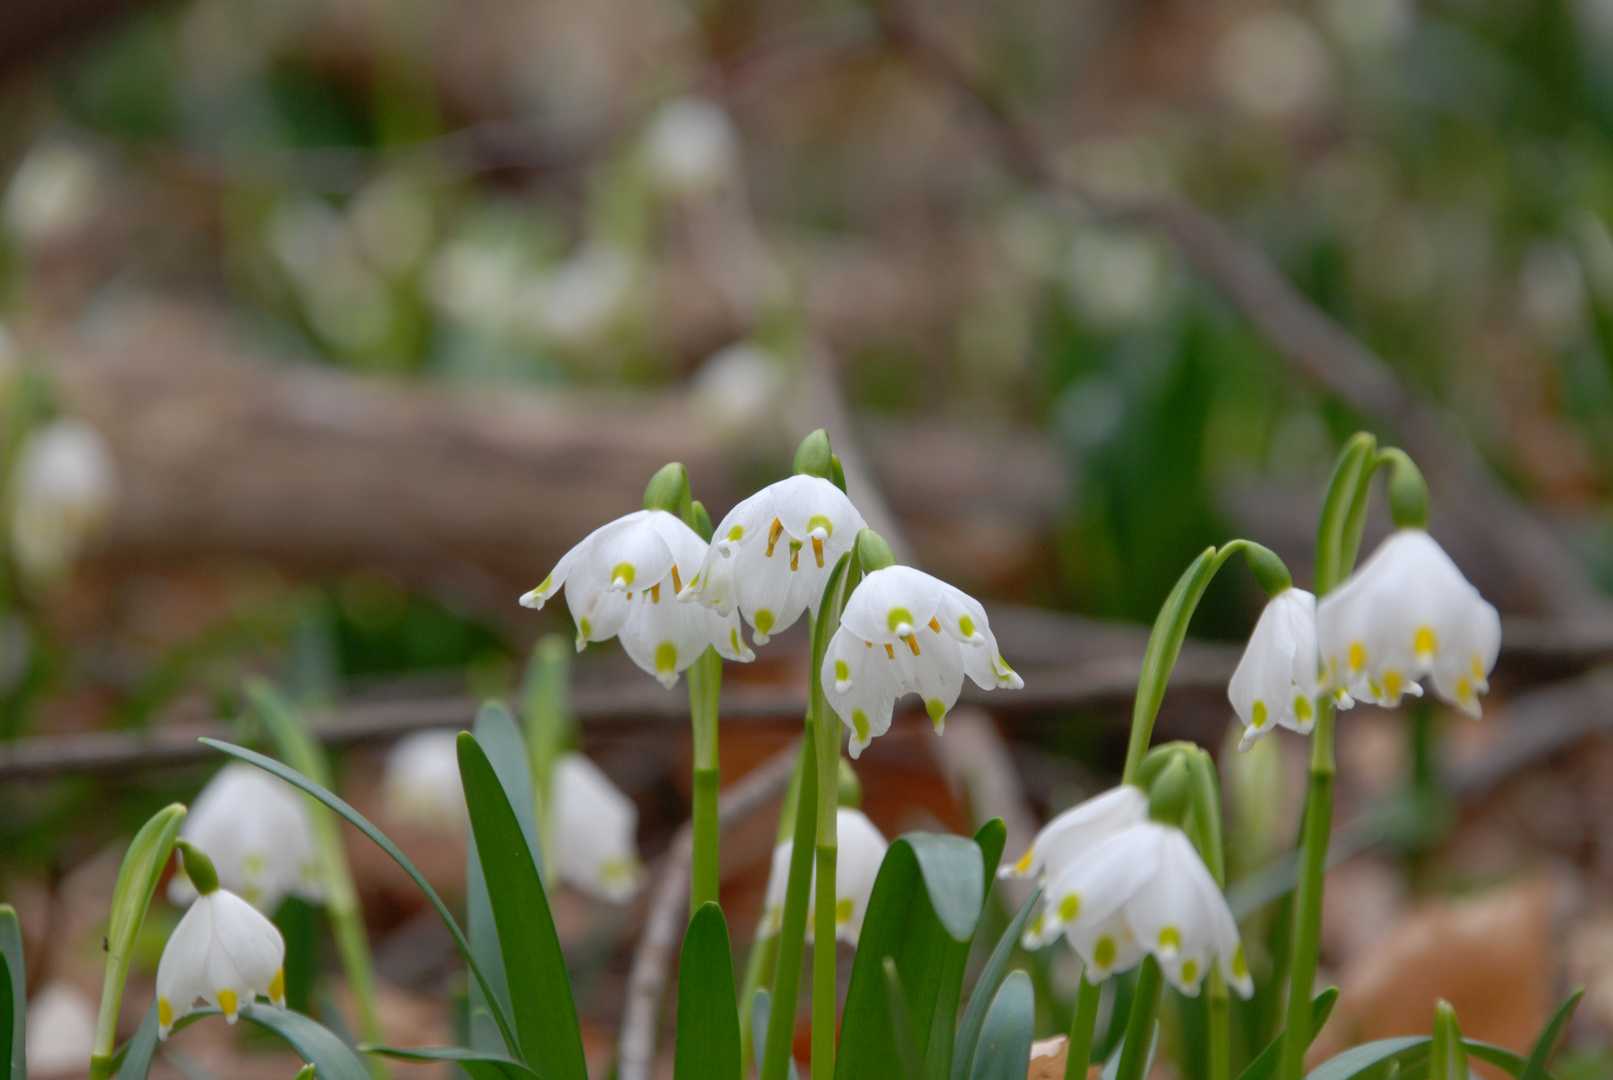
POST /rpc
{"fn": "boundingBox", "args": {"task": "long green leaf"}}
[966,971,1033,1080]
[884,958,925,1080]
[924,820,1006,1080]
[836,827,993,1080]
[950,885,1040,1080]
[1304,1037,1537,1080]
[0,906,20,1080]
[116,1003,368,1080]
[749,989,800,1080]
[361,1045,539,1080]
[458,732,586,1078]
[674,903,741,1080]
[200,738,518,1055]
[1520,990,1582,1080]
[1234,989,1339,1080]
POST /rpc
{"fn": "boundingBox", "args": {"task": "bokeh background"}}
[4,0,1613,1072]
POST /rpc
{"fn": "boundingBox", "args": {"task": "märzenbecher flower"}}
[1228,587,1321,749]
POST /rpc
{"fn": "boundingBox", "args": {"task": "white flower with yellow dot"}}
[1228,587,1321,749]
[521,507,753,687]
[757,808,888,946]
[155,843,286,1039]
[551,752,643,902]
[681,473,867,647]
[999,784,1149,908]
[170,764,321,913]
[821,565,1022,757]
[1317,529,1500,717]
[383,730,466,831]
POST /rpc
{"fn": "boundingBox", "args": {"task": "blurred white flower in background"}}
[525,242,641,351]
[171,763,322,912]
[266,196,394,354]
[550,752,642,901]
[690,341,789,441]
[384,729,466,831]
[1323,0,1413,50]
[350,176,436,279]
[25,982,96,1077]
[1062,228,1171,330]
[3,140,102,246]
[757,807,888,945]
[1214,12,1333,123]
[428,237,528,337]
[10,418,116,588]
[642,98,742,198]
[1520,239,1588,346]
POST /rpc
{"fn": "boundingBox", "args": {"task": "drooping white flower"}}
[642,98,742,198]
[681,475,867,647]
[1317,529,1501,717]
[1030,812,1252,998]
[999,785,1149,895]
[521,509,753,687]
[1228,587,1321,749]
[171,764,321,913]
[10,419,116,587]
[550,752,643,902]
[756,808,889,946]
[821,566,1023,757]
[3,139,102,245]
[25,982,96,1077]
[384,730,466,831]
[155,888,286,1038]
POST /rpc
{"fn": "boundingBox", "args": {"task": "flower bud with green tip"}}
[1383,449,1429,531]
[1147,756,1193,828]
[1429,1000,1467,1080]
[793,429,834,479]
[643,462,691,515]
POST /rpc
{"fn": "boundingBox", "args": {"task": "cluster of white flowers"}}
[1005,785,1251,998]
[1229,526,1500,748]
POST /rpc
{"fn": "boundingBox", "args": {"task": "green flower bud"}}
[643,462,690,514]
[793,429,834,479]
[829,454,847,493]
[1147,756,1192,827]
[854,528,897,573]
[1243,542,1293,599]
[175,839,220,896]
[688,499,714,542]
[1383,448,1430,531]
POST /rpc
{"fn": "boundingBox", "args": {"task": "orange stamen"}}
[671,565,682,592]
[929,617,941,633]
[812,536,824,567]
[885,643,896,659]
[908,635,921,656]
[765,518,784,557]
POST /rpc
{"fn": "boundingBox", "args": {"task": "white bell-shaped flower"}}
[681,475,867,647]
[521,509,754,687]
[756,808,889,946]
[1228,587,1321,749]
[25,982,96,1077]
[821,566,1022,757]
[550,752,643,902]
[155,888,286,1038]
[10,418,116,587]
[172,764,321,913]
[999,785,1149,901]
[384,730,466,831]
[1033,815,1251,998]
[1317,529,1501,717]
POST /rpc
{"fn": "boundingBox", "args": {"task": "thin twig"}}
[616,741,801,1080]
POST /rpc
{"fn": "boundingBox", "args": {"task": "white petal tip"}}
[752,632,770,646]
[519,592,544,609]
[848,740,867,759]
[834,679,851,693]
[656,673,679,690]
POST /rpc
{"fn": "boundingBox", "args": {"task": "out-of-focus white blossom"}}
[642,98,742,198]
[3,140,102,246]
[1063,228,1171,328]
[691,342,788,441]
[25,982,96,1077]
[10,419,116,588]
[172,764,321,913]
[1228,588,1321,749]
[384,730,466,831]
[1214,12,1332,123]
[526,243,640,351]
[757,808,888,945]
[551,752,642,902]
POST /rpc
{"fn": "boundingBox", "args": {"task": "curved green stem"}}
[1063,976,1103,1080]
[688,647,723,913]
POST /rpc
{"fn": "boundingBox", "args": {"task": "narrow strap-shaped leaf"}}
[200,739,518,1056]
[361,1045,540,1080]
[1305,1037,1428,1080]
[924,820,1008,1080]
[884,958,925,1080]
[1465,1041,1532,1077]
[458,732,587,1078]
[908,834,986,943]
[1429,1002,1466,1080]
[0,910,17,1080]
[1520,989,1582,1080]
[674,903,741,1080]
[1234,989,1338,1080]
[966,971,1033,1080]
[116,1003,368,1080]
[950,887,1041,1080]
[749,989,800,1080]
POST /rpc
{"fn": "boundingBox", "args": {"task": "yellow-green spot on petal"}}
[959,614,976,638]
[158,998,173,1028]
[536,573,553,595]
[887,607,915,634]
[1058,893,1081,922]
[926,698,946,728]
[1013,848,1033,873]
[1457,677,1474,703]
[1158,926,1181,952]
[611,562,635,587]
[654,641,678,674]
[1232,946,1249,979]
[1367,678,1383,698]
[1384,670,1403,698]
[807,514,834,538]
[1181,959,1199,984]
[1414,625,1438,656]
[852,709,870,744]
[1029,912,1044,937]
[755,609,775,637]
[270,969,285,1002]
[1294,695,1313,721]
[727,524,744,541]
[730,628,741,653]
[835,897,853,923]
[1471,654,1485,678]
[1349,641,1367,671]
[1251,700,1268,728]
[218,989,238,1017]
[1094,936,1117,969]
[835,659,850,682]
